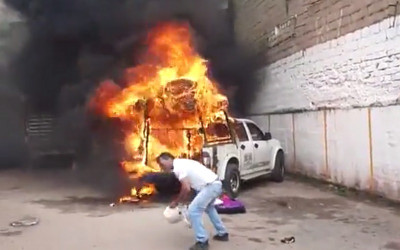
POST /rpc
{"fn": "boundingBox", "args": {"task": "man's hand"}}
[170,178,191,208]
[169,201,178,208]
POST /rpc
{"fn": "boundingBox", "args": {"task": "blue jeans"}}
[188,181,228,243]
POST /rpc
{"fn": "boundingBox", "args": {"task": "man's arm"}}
[170,177,191,208]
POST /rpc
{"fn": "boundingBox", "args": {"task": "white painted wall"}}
[326,109,370,191]
[248,15,400,201]
[250,15,400,114]
[370,105,400,200]
[250,106,400,201]
[293,111,325,178]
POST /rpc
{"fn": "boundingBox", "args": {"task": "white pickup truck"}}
[201,118,285,197]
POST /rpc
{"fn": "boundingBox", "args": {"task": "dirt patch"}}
[250,196,347,220]
[384,241,400,250]
[221,217,233,223]
[248,237,263,243]
[266,219,287,226]
[288,174,400,216]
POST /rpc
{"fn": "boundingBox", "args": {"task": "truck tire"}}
[223,163,241,198]
[271,151,284,182]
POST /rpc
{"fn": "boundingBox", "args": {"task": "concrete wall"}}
[249,106,400,201]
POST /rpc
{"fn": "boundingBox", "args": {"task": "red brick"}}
[351,7,368,22]
[304,0,321,6]
[234,0,400,64]
[342,4,360,17]
[341,22,357,35]
[300,33,316,49]
[363,0,379,6]
[389,3,398,16]
[356,16,371,29]
[295,23,307,37]
[324,28,338,41]
[313,15,326,30]
[372,9,391,23]
[327,10,341,23]
[328,0,346,13]
[338,15,352,29]
[367,1,389,15]
[295,12,309,27]
[288,0,308,16]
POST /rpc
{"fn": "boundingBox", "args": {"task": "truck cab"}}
[201,118,284,197]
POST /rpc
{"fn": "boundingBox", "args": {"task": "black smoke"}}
[2,0,260,195]
[5,0,259,113]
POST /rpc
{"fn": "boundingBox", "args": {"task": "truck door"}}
[245,122,271,170]
[233,121,254,172]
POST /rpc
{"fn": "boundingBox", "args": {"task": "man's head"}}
[156,152,175,172]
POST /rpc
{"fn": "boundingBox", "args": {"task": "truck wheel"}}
[224,163,241,198]
[271,151,284,182]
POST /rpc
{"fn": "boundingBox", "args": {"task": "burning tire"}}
[223,163,240,198]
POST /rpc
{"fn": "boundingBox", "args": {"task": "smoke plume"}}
[2,0,260,195]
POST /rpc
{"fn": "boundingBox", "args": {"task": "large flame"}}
[90,22,229,200]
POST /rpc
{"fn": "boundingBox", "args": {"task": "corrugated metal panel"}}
[26,113,74,157]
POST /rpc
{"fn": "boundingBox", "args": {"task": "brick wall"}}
[249,16,400,113]
[234,0,399,64]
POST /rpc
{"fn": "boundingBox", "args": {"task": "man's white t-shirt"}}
[172,158,218,191]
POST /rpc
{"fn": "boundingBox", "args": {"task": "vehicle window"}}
[234,122,248,141]
[206,122,230,137]
[246,123,264,141]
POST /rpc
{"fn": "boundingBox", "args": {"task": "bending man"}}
[156,152,229,250]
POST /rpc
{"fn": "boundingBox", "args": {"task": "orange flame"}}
[90,22,229,200]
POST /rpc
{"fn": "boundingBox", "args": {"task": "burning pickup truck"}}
[89,22,284,200]
[135,113,285,198]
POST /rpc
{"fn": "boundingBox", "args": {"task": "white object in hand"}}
[163,206,183,224]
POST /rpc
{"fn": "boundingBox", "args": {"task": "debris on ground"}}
[276,200,292,209]
[10,217,39,227]
[281,236,295,244]
[328,184,348,196]
[109,203,116,207]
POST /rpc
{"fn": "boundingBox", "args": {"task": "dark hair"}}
[156,152,175,163]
